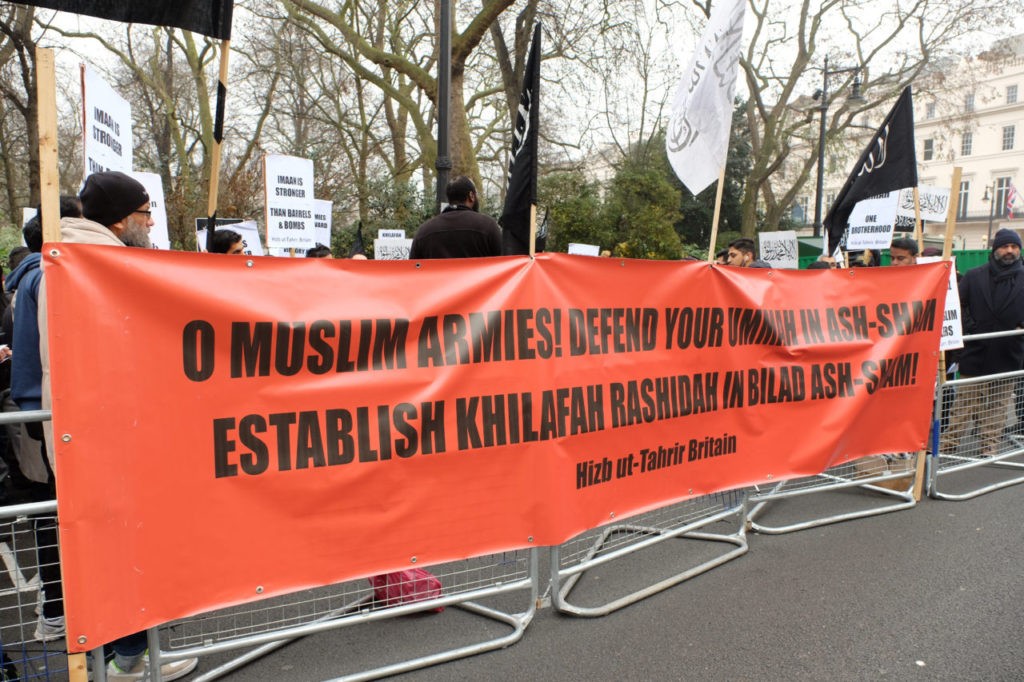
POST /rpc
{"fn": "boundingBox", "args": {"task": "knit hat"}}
[79,171,149,228]
[992,228,1022,251]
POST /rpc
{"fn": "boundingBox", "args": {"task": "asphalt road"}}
[205,468,1024,682]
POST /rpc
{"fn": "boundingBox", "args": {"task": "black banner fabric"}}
[824,86,918,254]
[17,0,233,39]
[500,24,542,256]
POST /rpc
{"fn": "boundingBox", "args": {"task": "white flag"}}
[666,0,746,195]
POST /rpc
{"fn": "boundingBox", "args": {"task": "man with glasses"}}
[15,171,198,680]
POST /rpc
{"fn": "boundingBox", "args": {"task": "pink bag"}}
[368,568,444,612]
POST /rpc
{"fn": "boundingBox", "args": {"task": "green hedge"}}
[798,249,988,274]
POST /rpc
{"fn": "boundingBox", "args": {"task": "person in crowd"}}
[306,244,332,258]
[816,255,838,268]
[921,246,942,258]
[208,229,245,255]
[940,228,1024,458]
[714,248,729,264]
[888,238,918,266]
[409,175,501,259]
[21,171,198,680]
[806,260,832,270]
[725,237,771,268]
[4,199,85,641]
[848,249,880,267]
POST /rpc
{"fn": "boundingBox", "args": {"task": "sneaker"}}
[106,654,198,681]
[33,615,65,642]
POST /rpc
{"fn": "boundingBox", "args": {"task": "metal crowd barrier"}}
[746,452,918,534]
[549,490,747,617]
[133,548,539,682]
[0,499,68,682]
[0,405,73,682]
[929,330,1024,500]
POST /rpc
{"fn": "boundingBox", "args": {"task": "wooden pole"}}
[39,44,88,682]
[911,167,962,502]
[36,48,60,244]
[205,39,231,253]
[706,166,727,262]
[942,168,963,260]
[913,186,923,253]
[528,204,537,257]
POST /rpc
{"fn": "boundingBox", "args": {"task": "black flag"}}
[15,1,233,39]
[824,85,917,254]
[348,222,367,258]
[500,23,542,256]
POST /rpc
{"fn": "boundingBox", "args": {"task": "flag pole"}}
[205,38,231,253]
[706,166,727,262]
[36,47,61,244]
[942,168,962,260]
[913,186,923,253]
[913,166,962,502]
[529,204,537,257]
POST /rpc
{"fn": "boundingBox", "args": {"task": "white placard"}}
[846,193,899,250]
[918,256,964,351]
[130,172,170,250]
[314,199,333,248]
[196,219,265,257]
[897,186,950,223]
[378,229,405,240]
[758,230,798,269]
[567,243,601,256]
[264,154,315,249]
[374,237,412,260]
[82,63,133,176]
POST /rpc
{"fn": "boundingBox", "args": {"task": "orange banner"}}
[44,245,948,649]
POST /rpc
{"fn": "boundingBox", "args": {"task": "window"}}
[961,132,973,156]
[1003,125,1015,151]
[997,177,1012,217]
[965,93,975,112]
[1009,85,1019,104]
[923,138,934,160]
[958,181,969,219]
[926,102,936,119]
[792,196,810,224]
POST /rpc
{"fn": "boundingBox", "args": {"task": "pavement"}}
[205,463,1024,681]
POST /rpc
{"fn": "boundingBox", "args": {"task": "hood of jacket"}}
[5,252,41,293]
[60,216,125,247]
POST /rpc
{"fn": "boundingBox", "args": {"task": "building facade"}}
[794,36,1024,249]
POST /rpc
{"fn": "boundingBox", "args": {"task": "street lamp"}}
[812,56,867,239]
[434,0,452,212]
[983,184,996,246]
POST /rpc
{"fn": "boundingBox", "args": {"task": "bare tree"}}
[739,0,1012,235]
[281,0,520,197]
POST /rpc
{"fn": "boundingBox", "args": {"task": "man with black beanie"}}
[14,171,198,680]
[940,228,1024,457]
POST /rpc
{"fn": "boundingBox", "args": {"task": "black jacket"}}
[410,206,502,259]
[958,255,1024,375]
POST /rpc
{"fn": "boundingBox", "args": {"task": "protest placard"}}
[196,219,265,256]
[846,193,899,250]
[758,231,798,269]
[264,154,315,250]
[131,172,170,250]
[918,256,963,351]
[81,63,132,176]
[568,243,601,256]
